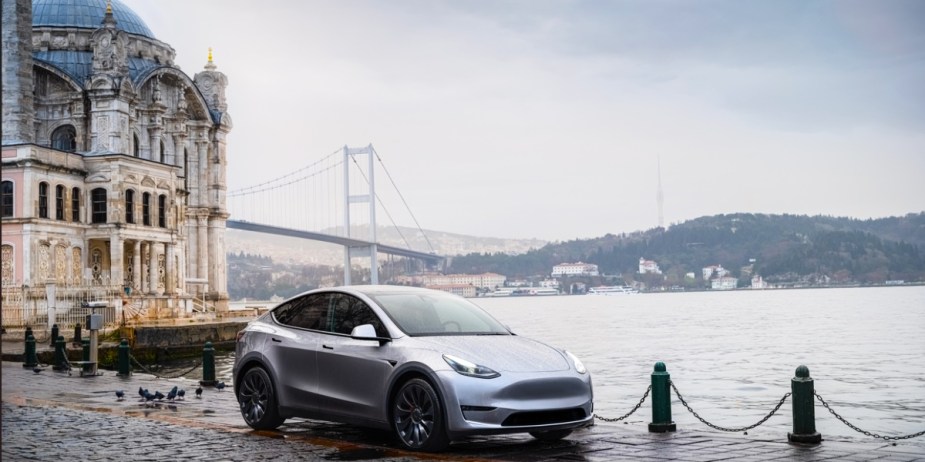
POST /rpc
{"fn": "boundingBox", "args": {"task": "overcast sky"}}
[122,0,925,241]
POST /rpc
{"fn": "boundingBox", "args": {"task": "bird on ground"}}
[143,390,156,405]
[195,386,203,398]
[153,391,165,401]
[138,387,149,402]
[177,389,186,400]
[32,367,44,374]
[215,381,226,392]
[115,390,125,401]
[165,385,178,401]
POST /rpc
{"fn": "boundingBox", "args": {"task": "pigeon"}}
[143,390,156,405]
[177,389,186,400]
[153,391,165,401]
[215,382,226,392]
[165,386,178,401]
[33,367,44,374]
[195,386,203,398]
[115,390,125,401]
[139,387,149,402]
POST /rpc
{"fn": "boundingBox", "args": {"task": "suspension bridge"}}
[226,144,443,284]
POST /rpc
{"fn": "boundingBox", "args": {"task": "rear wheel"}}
[391,378,450,451]
[529,429,572,441]
[238,366,284,430]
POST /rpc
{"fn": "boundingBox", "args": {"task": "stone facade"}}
[1,0,230,312]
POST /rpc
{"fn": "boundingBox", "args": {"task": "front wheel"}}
[529,429,572,441]
[391,378,450,451]
[237,366,285,430]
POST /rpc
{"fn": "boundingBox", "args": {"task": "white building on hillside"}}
[552,262,599,277]
[639,257,662,274]
[702,265,729,281]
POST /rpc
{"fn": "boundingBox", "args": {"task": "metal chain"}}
[129,354,203,380]
[594,385,652,422]
[671,380,791,432]
[814,391,925,441]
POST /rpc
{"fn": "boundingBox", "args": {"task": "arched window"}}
[160,141,166,163]
[142,192,151,226]
[51,125,77,152]
[158,194,167,227]
[91,188,107,223]
[55,185,65,220]
[125,189,135,224]
[1,181,13,218]
[71,187,80,222]
[133,134,140,157]
[38,182,49,218]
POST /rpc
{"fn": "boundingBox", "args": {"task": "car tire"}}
[391,378,450,451]
[237,366,285,430]
[529,429,572,441]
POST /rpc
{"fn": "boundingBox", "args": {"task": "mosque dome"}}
[32,0,155,39]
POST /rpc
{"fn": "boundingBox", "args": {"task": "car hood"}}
[413,335,570,373]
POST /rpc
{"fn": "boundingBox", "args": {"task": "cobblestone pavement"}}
[2,361,924,461]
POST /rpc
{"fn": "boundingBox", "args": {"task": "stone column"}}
[165,242,176,294]
[132,240,141,291]
[197,140,209,207]
[197,215,208,287]
[109,234,123,286]
[148,241,157,295]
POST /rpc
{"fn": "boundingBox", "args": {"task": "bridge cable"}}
[349,155,413,251]
[227,148,342,196]
[370,147,437,254]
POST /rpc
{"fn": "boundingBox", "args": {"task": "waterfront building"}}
[394,272,506,289]
[750,275,769,289]
[711,276,738,290]
[551,262,599,277]
[426,283,477,298]
[1,0,231,318]
[538,279,559,289]
[638,257,662,274]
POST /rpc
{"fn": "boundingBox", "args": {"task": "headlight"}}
[565,350,587,374]
[443,354,500,379]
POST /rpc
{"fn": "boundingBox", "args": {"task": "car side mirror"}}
[350,324,391,345]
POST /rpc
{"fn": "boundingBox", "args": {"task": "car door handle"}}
[322,344,334,350]
[271,337,282,343]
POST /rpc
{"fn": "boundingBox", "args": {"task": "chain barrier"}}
[670,381,791,433]
[594,385,652,422]
[814,391,925,441]
[129,353,203,380]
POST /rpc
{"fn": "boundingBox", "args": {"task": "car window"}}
[370,292,510,336]
[272,293,328,331]
[328,293,387,337]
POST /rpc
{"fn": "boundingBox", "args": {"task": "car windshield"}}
[369,292,510,336]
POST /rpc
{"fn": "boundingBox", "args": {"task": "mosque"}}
[1,0,232,323]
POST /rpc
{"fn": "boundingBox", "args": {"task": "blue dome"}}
[32,0,155,39]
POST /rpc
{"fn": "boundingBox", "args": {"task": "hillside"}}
[446,212,925,286]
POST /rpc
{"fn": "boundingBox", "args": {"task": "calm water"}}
[182,286,924,444]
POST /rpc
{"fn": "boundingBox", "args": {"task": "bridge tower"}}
[343,144,378,285]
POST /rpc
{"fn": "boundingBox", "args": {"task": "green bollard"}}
[50,324,59,347]
[117,338,131,377]
[82,338,90,362]
[52,335,67,371]
[25,326,33,344]
[788,365,822,444]
[74,323,82,346]
[23,334,38,368]
[199,341,216,386]
[648,361,677,432]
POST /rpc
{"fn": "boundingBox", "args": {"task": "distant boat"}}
[484,289,514,297]
[528,288,560,296]
[587,286,638,295]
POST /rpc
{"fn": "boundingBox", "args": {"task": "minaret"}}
[2,0,35,144]
[657,156,664,229]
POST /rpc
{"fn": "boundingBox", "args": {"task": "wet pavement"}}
[2,360,924,461]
